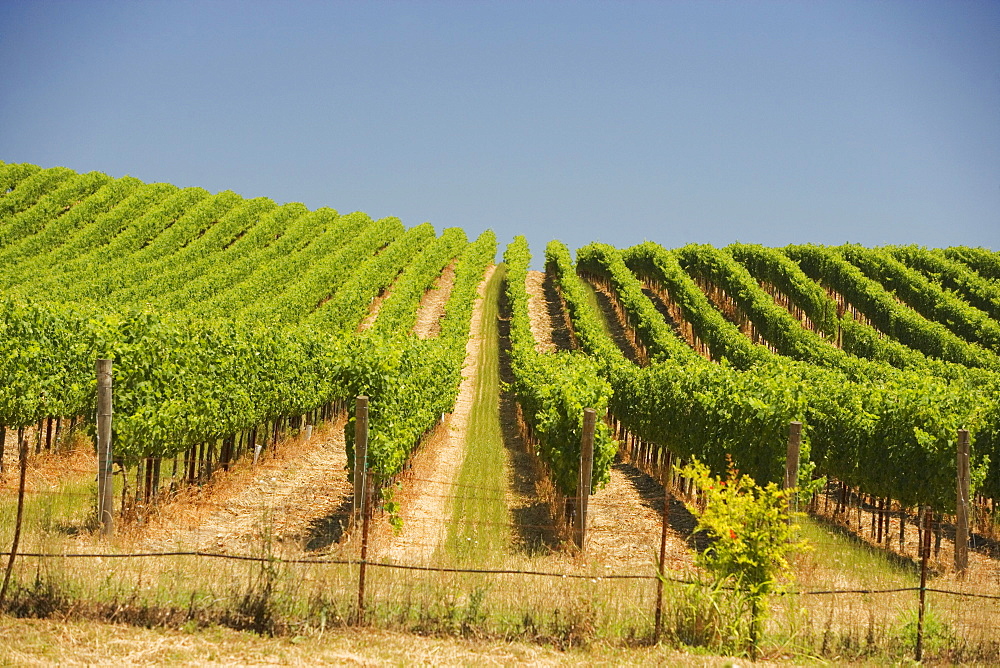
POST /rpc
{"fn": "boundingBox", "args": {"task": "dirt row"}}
[138,417,352,555]
[374,265,495,562]
[524,270,696,571]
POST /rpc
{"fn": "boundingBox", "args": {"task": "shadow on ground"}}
[497,280,562,555]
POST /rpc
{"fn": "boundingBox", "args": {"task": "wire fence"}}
[3,429,1000,662]
[3,548,1000,599]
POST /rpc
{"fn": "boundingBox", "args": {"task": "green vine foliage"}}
[1,160,998,519]
[841,244,1000,355]
[785,244,999,370]
[944,246,1000,282]
[891,245,1000,322]
[565,240,996,511]
[0,163,495,482]
[502,237,616,496]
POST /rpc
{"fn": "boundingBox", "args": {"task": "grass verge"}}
[444,265,510,565]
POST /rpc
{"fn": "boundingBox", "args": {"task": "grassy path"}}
[444,264,509,564]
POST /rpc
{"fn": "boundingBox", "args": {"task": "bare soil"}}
[640,282,714,360]
[137,418,353,555]
[411,260,456,339]
[358,283,395,332]
[583,460,699,573]
[378,266,495,563]
[521,269,697,571]
[525,270,557,353]
[525,270,575,352]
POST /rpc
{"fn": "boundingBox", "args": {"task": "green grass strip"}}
[444,265,509,565]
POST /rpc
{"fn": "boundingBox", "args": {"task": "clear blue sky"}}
[1,0,998,260]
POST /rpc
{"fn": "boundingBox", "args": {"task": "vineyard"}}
[2,160,1000,662]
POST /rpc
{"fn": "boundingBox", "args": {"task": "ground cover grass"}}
[443,265,509,564]
[578,277,615,338]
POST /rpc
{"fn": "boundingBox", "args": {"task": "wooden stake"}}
[955,429,970,573]
[353,396,369,523]
[0,429,28,606]
[900,505,906,552]
[96,359,114,537]
[916,505,931,662]
[575,408,596,550]
[357,463,372,623]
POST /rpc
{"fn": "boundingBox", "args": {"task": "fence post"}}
[0,429,29,606]
[357,461,372,624]
[916,505,932,662]
[96,359,114,537]
[576,408,596,550]
[955,428,970,573]
[653,462,671,641]
[353,396,369,523]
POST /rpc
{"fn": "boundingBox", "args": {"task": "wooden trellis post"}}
[955,428,970,573]
[353,396,369,523]
[96,359,114,537]
[575,408,596,550]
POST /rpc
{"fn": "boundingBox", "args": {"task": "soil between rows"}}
[523,267,698,572]
[374,265,496,562]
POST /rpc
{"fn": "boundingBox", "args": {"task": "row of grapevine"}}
[306,222,436,332]
[244,214,404,325]
[785,244,999,370]
[500,237,616,497]
[621,241,772,369]
[945,246,1000,282]
[17,187,234,300]
[726,242,974,381]
[345,231,495,479]
[369,227,468,335]
[554,240,811,487]
[0,164,74,218]
[675,243,990,387]
[0,170,113,248]
[200,210,375,320]
[891,246,1000,322]
[1,181,186,293]
[0,162,42,195]
[0,162,494,500]
[555,241,996,511]
[840,244,1000,354]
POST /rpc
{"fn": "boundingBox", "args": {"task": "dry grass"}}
[0,431,94,493]
[0,618,760,667]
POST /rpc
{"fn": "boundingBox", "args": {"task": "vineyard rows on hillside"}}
[3,162,1000,644]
